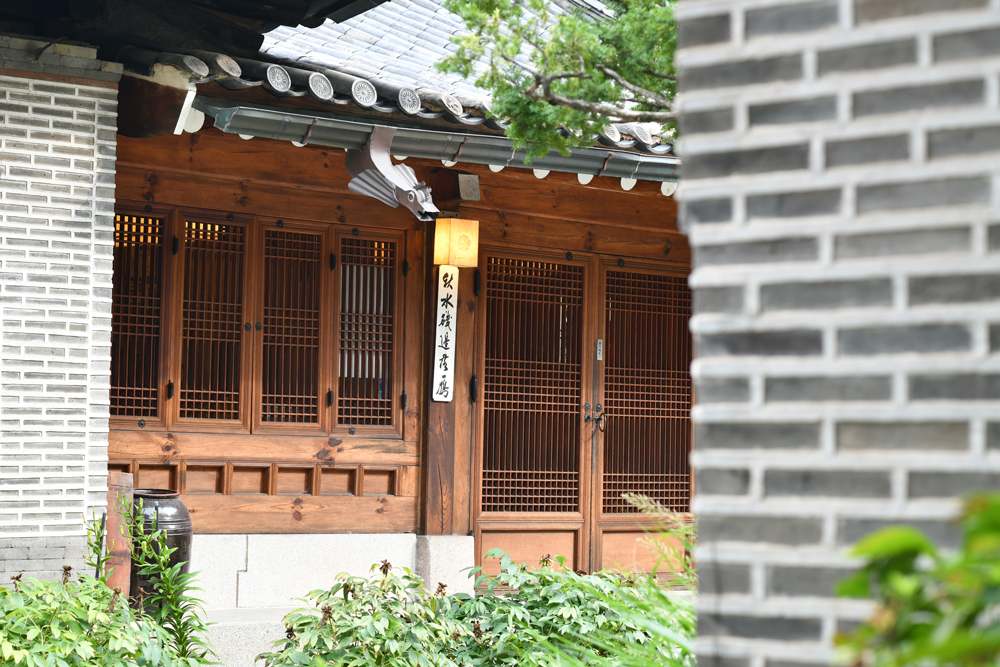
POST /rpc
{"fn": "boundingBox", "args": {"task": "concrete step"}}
[205,607,297,667]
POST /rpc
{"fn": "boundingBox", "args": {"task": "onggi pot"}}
[129,488,193,607]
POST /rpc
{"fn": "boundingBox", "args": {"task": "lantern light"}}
[434,218,479,267]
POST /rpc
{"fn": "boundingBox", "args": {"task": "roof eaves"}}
[195,97,679,182]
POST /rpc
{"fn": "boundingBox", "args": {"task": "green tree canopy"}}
[438,0,676,157]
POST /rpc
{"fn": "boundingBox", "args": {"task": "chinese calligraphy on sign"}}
[431,265,458,402]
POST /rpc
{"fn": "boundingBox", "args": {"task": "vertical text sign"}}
[432,265,458,402]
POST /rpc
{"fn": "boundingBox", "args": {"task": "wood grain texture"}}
[109,431,419,465]
[473,210,689,263]
[183,493,417,533]
[421,264,457,535]
[465,175,678,231]
[117,76,188,138]
[479,530,578,574]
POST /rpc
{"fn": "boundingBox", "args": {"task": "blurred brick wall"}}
[675,1,1000,665]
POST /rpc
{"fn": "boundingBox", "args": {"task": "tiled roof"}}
[262,0,494,102]
[254,0,673,155]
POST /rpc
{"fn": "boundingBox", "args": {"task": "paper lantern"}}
[433,218,479,267]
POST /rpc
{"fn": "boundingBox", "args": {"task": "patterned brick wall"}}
[0,36,121,581]
[676,1,1000,665]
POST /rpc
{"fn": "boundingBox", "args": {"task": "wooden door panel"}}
[480,530,578,575]
[480,255,586,514]
[254,225,326,434]
[110,209,168,429]
[599,530,684,574]
[475,250,595,572]
[176,214,252,432]
[334,232,402,439]
[600,269,692,517]
[475,252,693,574]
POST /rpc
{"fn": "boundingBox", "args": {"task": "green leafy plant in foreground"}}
[258,560,469,667]
[260,507,694,667]
[836,493,1000,667]
[0,498,215,667]
[126,497,215,665]
[0,516,177,667]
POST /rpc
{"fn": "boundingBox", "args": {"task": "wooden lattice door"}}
[475,252,691,574]
[593,264,692,572]
[475,251,594,573]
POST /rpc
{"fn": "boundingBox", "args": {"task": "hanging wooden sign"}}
[432,265,458,402]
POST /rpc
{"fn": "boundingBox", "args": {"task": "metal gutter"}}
[195,97,680,182]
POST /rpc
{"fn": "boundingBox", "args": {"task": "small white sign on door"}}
[431,265,458,402]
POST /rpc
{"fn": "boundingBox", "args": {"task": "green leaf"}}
[851,526,938,559]
[835,570,873,599]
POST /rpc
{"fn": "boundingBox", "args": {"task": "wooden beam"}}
[116,76,190,138]
[115,166,421,230]
[470,208,690,264]
[108,431,420,466]
[183,493,418,533]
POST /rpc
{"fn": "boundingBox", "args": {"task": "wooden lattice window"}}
[338,237,396,427]
[602,271,692,513]
[261,230,321,423]
[481,257,583,513]
[111,213,163,417]
[180,220,245,421]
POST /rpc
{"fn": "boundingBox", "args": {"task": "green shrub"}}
[126,498,214,664]
[836,492,1000,667]
[258,560,469,667]
[452,547,695,667]
[0,499,215,667]
[0,517,181,666]
[259,524,694,667]
[0,570,176,667]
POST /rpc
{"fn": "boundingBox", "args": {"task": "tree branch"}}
[642,68,676,82]
[596,64,673,110]
[521,86,675,123]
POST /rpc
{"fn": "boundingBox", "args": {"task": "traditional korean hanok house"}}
[0,0,689,608]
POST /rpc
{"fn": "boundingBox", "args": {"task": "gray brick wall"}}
[677,1,1000,665]
[0,36,120,580]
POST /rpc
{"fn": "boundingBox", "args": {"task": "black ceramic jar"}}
[129,488,193,606]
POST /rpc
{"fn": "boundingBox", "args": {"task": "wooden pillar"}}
[421,244,477,536]
[105,471,134,593]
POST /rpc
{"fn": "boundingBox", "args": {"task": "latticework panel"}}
[602,271,692,514]
[482,257,583,513]
[111,213,163,417]
[338,238,395,426]
[261,230,321,423]
[180,221,245,421]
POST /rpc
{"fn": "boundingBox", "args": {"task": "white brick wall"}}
[676,1,1000,666]
[0,44,119,577]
